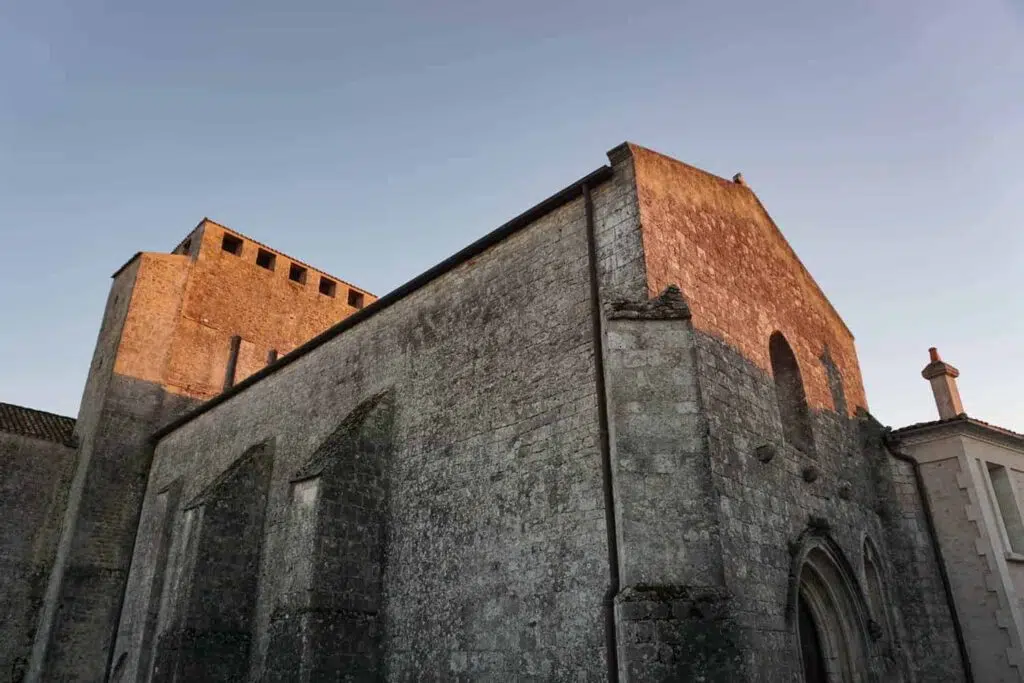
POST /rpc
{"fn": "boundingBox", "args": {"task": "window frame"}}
[982,461,1024,555]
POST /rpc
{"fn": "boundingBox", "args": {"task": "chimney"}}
[921,347,964,420]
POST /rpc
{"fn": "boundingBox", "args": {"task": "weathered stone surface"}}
[116,173,635,681]
[616,585,743,682]
[29,219,375,682]
[151,442,274,682]
[12,141,975,682]
[0,429,76,682]
[754,443,777,464]
[622,143,965,682]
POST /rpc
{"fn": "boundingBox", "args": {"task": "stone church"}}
[1,142,1022,682]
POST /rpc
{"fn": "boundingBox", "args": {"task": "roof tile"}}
[0,402,76,445]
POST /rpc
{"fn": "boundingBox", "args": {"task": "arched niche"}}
[862,537,910,682]
[769,331,815,454]
[862,538,892,643]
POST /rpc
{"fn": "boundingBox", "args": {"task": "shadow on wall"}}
[264,390,394,681]
[119,391,395,682]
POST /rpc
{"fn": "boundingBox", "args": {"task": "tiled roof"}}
[0,402,76,445]
[892,414,1024,444]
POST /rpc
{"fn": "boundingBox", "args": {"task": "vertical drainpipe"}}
[583,182,621,683]
[885,437,974,683]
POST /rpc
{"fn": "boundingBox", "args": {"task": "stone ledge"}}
[605,285,692,320]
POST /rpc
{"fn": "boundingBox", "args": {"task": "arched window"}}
[769,332,814,453]
[795,544,870,683]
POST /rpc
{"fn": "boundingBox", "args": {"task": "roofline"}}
[624,142,855,341]
[113,218,374,296]
[0,401,76,421]
[150,164,615,443]
[892,415,1024,449]
[745,192,855,341]
[200,218,375,297]
[0,401,77,446]
[110,252,143,279]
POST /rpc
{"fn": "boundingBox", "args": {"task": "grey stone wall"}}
[29,258,199,683]
[869,429,979,682]
[603,291,746,681]
[263,391,393,681]
[104,147,967,682]
[596,144,647,303]
[116,170,638,681]
[28,256,141,683]
[693,331,964,682]
[110,480,180,683]
[37,377,196,683]
[0,432,76,683]
[151,441,274,682]
[599,292,965,682]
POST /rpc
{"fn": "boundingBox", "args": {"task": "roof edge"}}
[0,401,78,446]
[892,414,1024,448]
[110,252,143,279]
[621,142,855,341]
[199,218,376,297]
[150,163,614,443]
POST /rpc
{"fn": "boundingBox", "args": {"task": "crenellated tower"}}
[27,219,374,682]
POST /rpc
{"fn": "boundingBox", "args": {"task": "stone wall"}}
[603,290,746,681]
[263,392,393,681]
[604,306,965,682]
[28,256,200,683]
[76,142,971,681]
[629,143,866,417]
[605,143,967,681]
[897,428,1024,682]
[869,430,973,682]
[28,254,143,683]
[151,442,275,682]
[31,218,374,681]
[114,168,633,681]
[161,220,376,400]
[0,431,76,683]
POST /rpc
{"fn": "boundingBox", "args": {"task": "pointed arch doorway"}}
[792,540,873,683]
[799,592,829,683]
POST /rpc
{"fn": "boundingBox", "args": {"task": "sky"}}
[1,0,1022,432]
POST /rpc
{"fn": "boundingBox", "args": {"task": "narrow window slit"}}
[221,234,243,256]
[319,277,336,297]
[256,249,276,271]
[289,264,308,285]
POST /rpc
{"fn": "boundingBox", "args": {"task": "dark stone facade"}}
[0,427,76,683]
[4,142,973,682]
[264,392,393,681]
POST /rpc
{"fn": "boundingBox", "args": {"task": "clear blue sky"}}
[1,0,1021,432]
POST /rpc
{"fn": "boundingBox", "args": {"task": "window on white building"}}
[985,463,1024,554]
